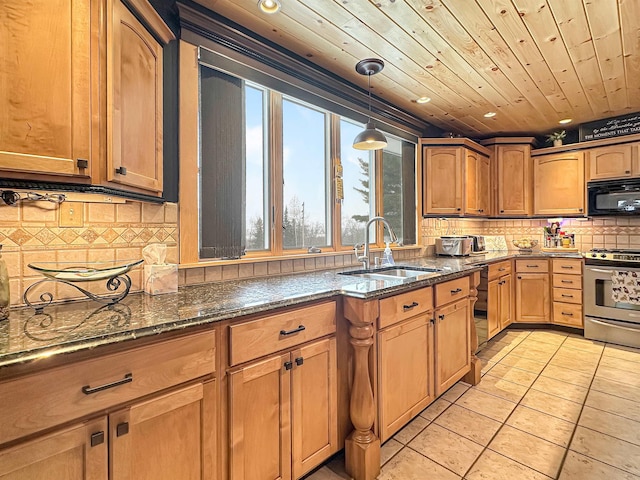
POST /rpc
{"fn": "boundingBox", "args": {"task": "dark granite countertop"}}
[0,250,583,370]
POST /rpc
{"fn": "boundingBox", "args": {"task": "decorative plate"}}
[28,259,144,282]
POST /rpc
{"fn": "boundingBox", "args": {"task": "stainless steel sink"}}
[339,266,443,282]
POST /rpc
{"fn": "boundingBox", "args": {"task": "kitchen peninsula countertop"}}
[0,250,582,369]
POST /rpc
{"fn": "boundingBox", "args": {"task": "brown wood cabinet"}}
[377,314,435,442]
[484,261,513,340]
[107,0,165,193]
[0,0,95,179]
[533,151,585,216]
[551,259,583,328]
[587,144,636,181]
[229,336,338,480]
[421,140,491,216]
[0,0,173,195]
[496,144,533,216]
[515,259,550,323]
[434,298,471,395]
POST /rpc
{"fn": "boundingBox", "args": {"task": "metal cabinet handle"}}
[561,312,574,316]
[116,422,129,437]
[438,314,445,321]
[115,166,127,175]
[77,158,89,169]
[450,288,462,294]
[403,301,419,311]
[430,318,435,324]
[561,280,573,284]
[284,361,293,370]
[561,265,574,269]
[498,267,506,271]
[561,294,574,298]
[626,170,631,174]
[295,357,304,366]
[479,209,484,213]
[280,325,305,336]
[90,431,105,447]
[525,264,539,268]
[456,208,461,211]
[82,373,132,395]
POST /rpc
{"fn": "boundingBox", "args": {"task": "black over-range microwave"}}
[588,179,640,216]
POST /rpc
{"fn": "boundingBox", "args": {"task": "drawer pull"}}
[561,312,574,316]
[561,265,574,269]
[284,361,293,371]
[115,166,127,175]
[403,301,419,311]
[90,431,105,447]
[82,373,133,395]
[498,268,506,272]
[561,294,574,298]
[561,280,574,284]
[525,264,539,268]
[295,357,304,366]
[280,325,305,336]
[450,288,462,294]
[438,314,445,321]
[116,422,129,437]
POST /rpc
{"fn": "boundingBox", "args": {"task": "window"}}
[282,98,330,249]
[196,62,416,260]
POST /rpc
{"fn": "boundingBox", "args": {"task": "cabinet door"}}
[111,382,213,480]
[464,150,479,214]
[477,153,491,215]
[423,147,463,215]
[435,298,471,395]
[497,145,532,216]
[499,274,513,329]
[229,353,291,480]
[515,273,550,323]
[378,316,435,442]
[108,0,164,193]
[0,418,107,480]
[587,145,633,181]
[534,151,585,216]
[0,0,93,177]
[486,278,500,339]
[291,338,338,478]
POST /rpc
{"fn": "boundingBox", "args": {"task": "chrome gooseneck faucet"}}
[354,216,398,270]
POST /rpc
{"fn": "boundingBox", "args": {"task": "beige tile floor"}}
[304,328,640,480]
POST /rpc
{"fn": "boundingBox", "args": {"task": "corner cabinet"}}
[421,139,490,217]
[107,0,167,194]
[0,0,174,196]
[533,151,585,216]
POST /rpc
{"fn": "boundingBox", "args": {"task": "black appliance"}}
[588,179,640,216]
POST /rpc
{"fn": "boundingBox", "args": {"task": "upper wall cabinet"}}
[107,0,168,194]
[421,139,490,217]
[0,0,95,178]
[586,144,637,181]
[0,0,174,196]
[533,151,585,216]
[495,144,533,217]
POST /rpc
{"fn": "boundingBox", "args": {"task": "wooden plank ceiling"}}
[195,0,640,138]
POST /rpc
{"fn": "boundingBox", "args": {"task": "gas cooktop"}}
[584,248,640,263]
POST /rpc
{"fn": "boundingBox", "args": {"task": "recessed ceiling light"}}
[484,112,496,118]
[416,96,431,104]
[257,0,281,14]
[559,118,572,124]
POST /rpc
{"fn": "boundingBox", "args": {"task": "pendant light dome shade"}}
[353,59,387,151]
[353,121,388,150]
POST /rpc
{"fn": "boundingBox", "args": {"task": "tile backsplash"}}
[1,201,178,306]
[421,216,640,252]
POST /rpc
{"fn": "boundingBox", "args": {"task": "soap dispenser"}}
[381,242,395,266]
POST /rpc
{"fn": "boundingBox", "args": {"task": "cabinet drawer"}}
[553,273,582,290]
[553,302,583,327]
[487,261,511,281]
[0,331,216,446]
[435,277,469,307]
[379,287,433,329]
[516,259,549,273]
[552,259,582,275]
[229,301,336,366]
[553,287,581,304]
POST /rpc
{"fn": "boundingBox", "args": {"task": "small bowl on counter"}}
[512,239,538,253]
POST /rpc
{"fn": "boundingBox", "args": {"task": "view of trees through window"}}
[382,138,405,243]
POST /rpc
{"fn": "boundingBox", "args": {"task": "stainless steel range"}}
[584,248,640,348]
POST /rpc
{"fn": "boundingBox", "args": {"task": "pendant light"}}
[353,58,388,150]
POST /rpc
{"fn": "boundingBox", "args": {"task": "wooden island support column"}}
[343,296,380,480]
[464,271,482,385]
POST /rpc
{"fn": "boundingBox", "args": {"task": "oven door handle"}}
[587,268,615,274]
[589,318,640,332]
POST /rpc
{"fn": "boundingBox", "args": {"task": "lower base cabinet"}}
[0,381,214,480]
[229,337,337,480]
[515,273,550,323]
[378,315,435,442]
[435,298,471,395]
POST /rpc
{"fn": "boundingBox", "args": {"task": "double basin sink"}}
[339,265,444,283]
